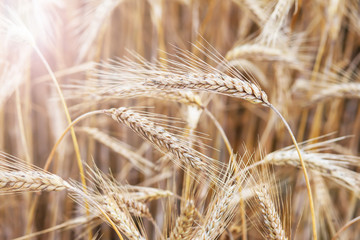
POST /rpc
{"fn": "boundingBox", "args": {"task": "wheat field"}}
[0,0,360,239]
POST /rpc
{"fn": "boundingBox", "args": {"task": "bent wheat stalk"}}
[13,215,100,240]
[45,110,105,170]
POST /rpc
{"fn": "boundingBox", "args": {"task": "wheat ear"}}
[0,171,71,193]
[115,195,152,218]
[68,178,144,240]
[255,184,288,240]
[0,152,72,193]
[170,200,195,240]
[311,82,360,103]
[145,72,270,105]
[101,195,145,240]
[46,106,217,175]
[103,107,222,176]
[194,183,238,240]
[225,44,301,68]
[263,137,360,194]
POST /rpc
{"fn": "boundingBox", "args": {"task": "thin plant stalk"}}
[331,216,360,240]
[269,104,316,240]
[45,110,105,170]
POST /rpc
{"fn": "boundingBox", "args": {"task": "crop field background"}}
[0,0,360,239]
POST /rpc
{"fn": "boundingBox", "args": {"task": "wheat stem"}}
[45,110,104,170]
[269,104,316,240]
[331,216,360,240]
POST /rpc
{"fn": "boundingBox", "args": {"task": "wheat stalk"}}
[233,0,268,25]
[73,0,123,62]
[13,215,100,240]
